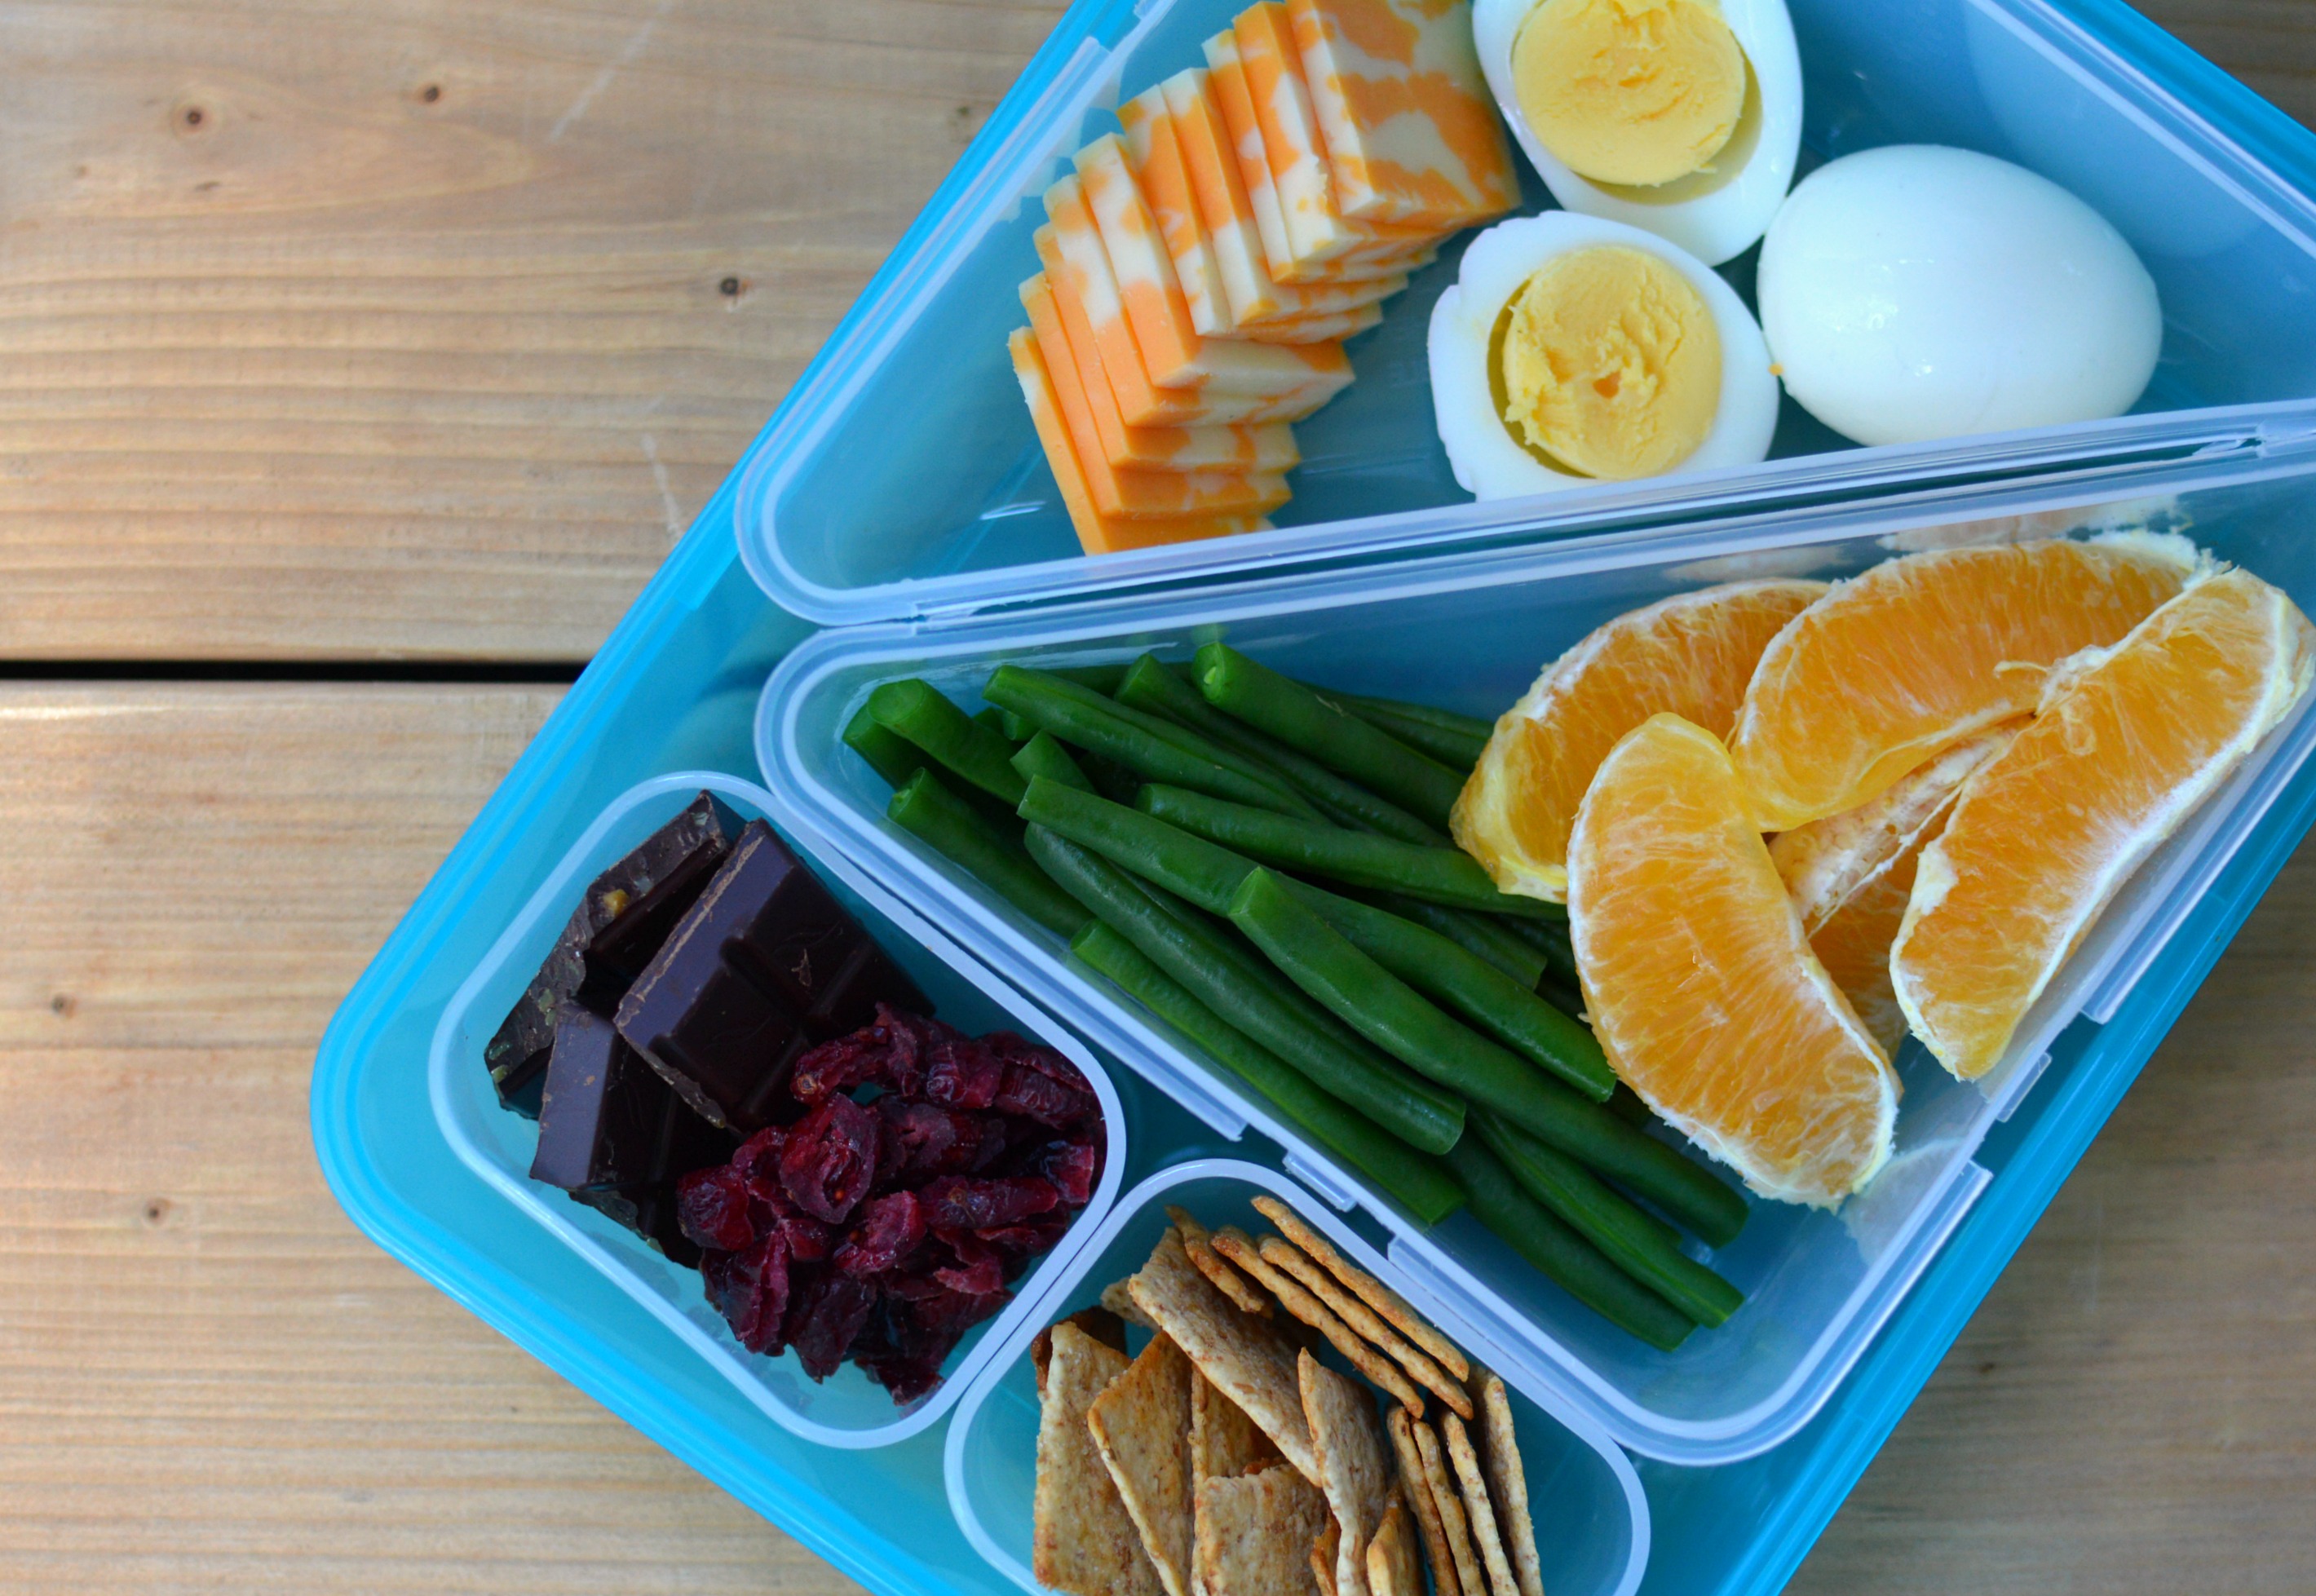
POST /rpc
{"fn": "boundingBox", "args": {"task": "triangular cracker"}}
[1035,1323,1164,1596]
[1311,1518,1340,1596]
[1129,1228,1317,1482]
[1089,1332,1196,1596]
[1300,1350,1394,1596]
[1477,1373,1545,1596]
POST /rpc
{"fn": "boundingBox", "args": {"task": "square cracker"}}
[1129,1228,1317,1483]
[1443,1410,1519,1596]
[1213,1227,1425,1417]
[1196,1462,1330,1596]
[1089,1332,1196,1596]
[1301,1350,1394,1596]
[1252,1196,1468,1381]
[1386,1406,1460,1596]
[1260,1233,1470,1418]
[1035,1323,1164,1596]
[1477,1373,1545,1596]
[1413,1417,1486,1596]
[1365,1499,1423,1596]
[1171,1205,1271,1315]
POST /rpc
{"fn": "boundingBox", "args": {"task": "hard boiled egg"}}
[1757,146,2163,447]
[1472,0,1802,265]
[1429,212,1779,500]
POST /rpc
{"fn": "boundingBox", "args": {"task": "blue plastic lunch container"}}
[312,0,2316,1590]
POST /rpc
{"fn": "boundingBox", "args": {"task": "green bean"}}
[842,705,926,790]
[1229,870,1747,1245]
[973,705,1031,745]
[1328,692,1490,770]
[1275,878,1615,1100]
[1026,827,1465,1154]
[985,665,1319,820]
[1071,922,1465,1225]
[887,770,1089,938]
[1136,785,1558,917]
[1444,1138,1694,1352]
[865,679,1028,807]
[1049,663,1129,695]
[1364,891,1548,987]
[1019,776,1253,913]
[1475,1112,1744,1327]
[1011,732,1093,792]
[1116,656,1447,845]
[1195,643,1465,827]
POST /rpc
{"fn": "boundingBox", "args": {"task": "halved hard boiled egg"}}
[1472,0,1802,265]
[1429,212,1778,500]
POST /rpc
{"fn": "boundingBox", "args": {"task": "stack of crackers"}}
[1030,1193,1544,1596]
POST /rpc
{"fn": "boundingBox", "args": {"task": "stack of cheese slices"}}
[1010,0,1521,554]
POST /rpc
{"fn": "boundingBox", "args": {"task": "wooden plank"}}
[0,684,860,1593]
[1793,839,2316,1594]
[0,0,1062,661]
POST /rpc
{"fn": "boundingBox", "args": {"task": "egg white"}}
[1429,213,1779,501]
[1472,0,1802,266]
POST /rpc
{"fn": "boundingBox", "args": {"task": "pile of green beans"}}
[831,650,1753,1352]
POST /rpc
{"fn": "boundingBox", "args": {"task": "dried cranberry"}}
[702,1231,793,1355]
[924,1033,1006,1111]
[933,1230,1008,1297]
[1035,1139,1102,1207]
[677,1165,758,1253]
[777,1214,833,1263]
[857,1285,1013,1402]
[992,1061,1097,1129]
[835,1191,926,1277]
[777,1095,882,1224]
[878,1099,1014,1180]
[976,1211,1073,1256]
[784,1274,877,1379]
[735,1125,787,1186]
[792,1004,938,1103]
[922,1175,1060,1231]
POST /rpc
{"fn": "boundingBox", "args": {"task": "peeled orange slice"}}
[1730,534,2199,831]
[1892,568,2314,1078]
[1452,578,1823,901]
[1568,714,1898,1206]
[1770,726,2019,1051]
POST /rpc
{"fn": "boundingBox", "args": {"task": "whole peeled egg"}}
[1757,145,2163,447]
[1472,0,1804,265]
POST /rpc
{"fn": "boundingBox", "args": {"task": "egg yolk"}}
[1513,0,1748,188]
[1492,245,1722,480]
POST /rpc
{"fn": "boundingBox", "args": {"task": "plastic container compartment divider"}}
[735,0,2316,628]
[944,1159,1650,1596]
[429,771,1136,1448]
[758,449,2316,1464]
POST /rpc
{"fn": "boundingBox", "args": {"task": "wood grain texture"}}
[0,0,1062,660]
[0,685,860,1594]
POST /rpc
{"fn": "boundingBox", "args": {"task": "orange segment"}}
[1770,726,2020,1053]
[1568,714,1898,1206]
[1893,568,2316,1078]
[1451,578,1823,902]
[1730,534,2201,831]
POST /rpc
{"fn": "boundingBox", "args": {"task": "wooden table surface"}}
[0,2,2309,1592]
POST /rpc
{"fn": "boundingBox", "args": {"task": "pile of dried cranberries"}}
[677,1004,1104,1401]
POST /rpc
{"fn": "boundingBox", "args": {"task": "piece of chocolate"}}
[532,1006,738,1267]
[486,791,740,1117]
[616,820,927,1134]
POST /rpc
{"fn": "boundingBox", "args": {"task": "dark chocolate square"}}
[615,820,927,1134]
